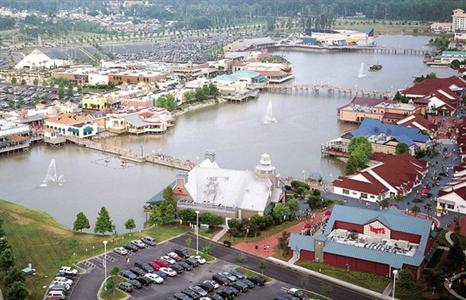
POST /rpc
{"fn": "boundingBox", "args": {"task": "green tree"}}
[17,96,24,107]
[200,212,223,227]
[451,59,461,70]
[208,83,219,97]
[67,82,74,97]
[0,248,15,271]
[33,78,39,86]
[277,231,291,257]
[448,235,465,264]
[156,94,177,110]
[179,208,197,224]
[20,79,26,85]
[67,237,79,251]
[5,281,28,300]
[105,276,115,291]
[185,236,192,248]
[110,266,119,276]
[395,143,409,155]
[58,82,65,100]
[0,238,10,254]
[272,203,291,223]
[124,218,136,232]
[4,267,25,287]
[160,202,176,225]
[258,261,267,274]
[73,212,90,232]
[411,205,420,216]
[424,203,433,215]
[94,206,114,234]
[10,77,16,84]
[149,205,162,225]
[378,199,389,208]
[285,197,300,215]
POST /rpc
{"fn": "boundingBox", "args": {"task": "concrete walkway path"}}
[212,225,228,242]
[268,257,394,300]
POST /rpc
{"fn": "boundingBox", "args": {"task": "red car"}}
[152,258,170,268]
[167,252,183,262]
[149,261,161,270]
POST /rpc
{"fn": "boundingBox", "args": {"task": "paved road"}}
[171,234,380,300]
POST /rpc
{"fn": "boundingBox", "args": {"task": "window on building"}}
[342,189,350,195]
[448,204,455,210]
[361,193,368,199]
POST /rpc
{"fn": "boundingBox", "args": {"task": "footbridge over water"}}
[265,44,430,56]
[66,136,194,171]
[259,83,393,99]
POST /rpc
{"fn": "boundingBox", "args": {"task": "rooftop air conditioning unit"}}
[395,240,410,250]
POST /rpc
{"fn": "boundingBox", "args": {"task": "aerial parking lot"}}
[70,237,316,300]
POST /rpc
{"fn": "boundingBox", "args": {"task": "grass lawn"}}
[221,219,302,245]
[0,199,188,300]
[99,276,127,300]
[298,261,390,293]
[333,19,429,35]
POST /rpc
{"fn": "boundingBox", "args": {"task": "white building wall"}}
[332,186,379,202]
[88,73,109,86]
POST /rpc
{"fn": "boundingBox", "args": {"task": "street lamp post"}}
[195,210,200,255]
[103,240,108,290]
[392,269,398,299]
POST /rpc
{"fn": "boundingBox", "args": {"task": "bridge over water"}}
[259,83,393,99]
[265,44,430,56]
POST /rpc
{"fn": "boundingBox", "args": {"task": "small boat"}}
[369,64,382,72]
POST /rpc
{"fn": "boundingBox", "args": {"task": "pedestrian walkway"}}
[268,257,393,300]
[235,211,328,257]
[212,225,228,242]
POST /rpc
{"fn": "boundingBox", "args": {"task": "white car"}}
[159,267,177,277]
[113,247,128,256]
[131,240,146,249]
[59,266,77,275]
[49,283,70,291]
[192,255,206,264]
[144,273,164,284]
[203,280,219,289]
[54,277,73,286]
[161,255,176,264]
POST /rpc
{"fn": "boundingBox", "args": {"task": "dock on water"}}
[66,136,193,171]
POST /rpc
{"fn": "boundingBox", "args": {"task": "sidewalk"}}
[212,225,228,242]
[268,257,394,300]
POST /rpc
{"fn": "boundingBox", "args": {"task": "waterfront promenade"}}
[260,83,393,98]
[266,44,430,56]
[66,136,194,171]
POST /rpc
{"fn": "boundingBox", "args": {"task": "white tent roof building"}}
[176,153,283,219]
[15,49,69,70]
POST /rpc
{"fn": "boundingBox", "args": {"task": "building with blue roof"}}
[288,205,437,279]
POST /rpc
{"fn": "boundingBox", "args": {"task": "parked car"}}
[58,266,77,276]
[182,288,201,299]
[47,290,65,299]
[129,267,146,277]
[223,241,231,248]
[247,275,266,286]
[213,273,230,286]
[170,262,184,273]
[141,236,157,246]
[118,282,133,293]
[210,293,225,300]
[160,267,177,277]
[153,258,170,268]
[127,279,142,289]
[154,270,169,279]
[144,273,164,284]
[175,247,190,258]
[239,279,255,289]
[288,288,309,300]
[232,280,248,292]
[191,285,208,296]
[220,272,237,282]
[186,257,200,267]
[161,255,177,264]
[228,269,244,279]
[48,283,70,292]
[168,251,183,261]
[275,295,299,300]
[192,255,206,265]
[134,261,154,273]
[225,287,240,297]
[131,240,146,249]
[198,281,215,292]
[120,270,137,280]
[114,247,128,256]
[53,277,73,286]
[149,261,161,270]
[173,292,193,300]
[135,276,152,286]
[124,244,139,252]
[178,261,193,271]
[204,279,220,289]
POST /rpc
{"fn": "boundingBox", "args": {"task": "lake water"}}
[0,35,442,231]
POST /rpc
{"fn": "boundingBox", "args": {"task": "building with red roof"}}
[397,114,437,133]
[332,153,427,202]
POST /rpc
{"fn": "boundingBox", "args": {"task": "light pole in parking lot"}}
[195,210,200,255]
[103,240,108,290]
[392,269,398,299]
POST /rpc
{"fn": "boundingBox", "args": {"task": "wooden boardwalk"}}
[260,83,392,98]
[266,44,429,56]
[66,137,193,171]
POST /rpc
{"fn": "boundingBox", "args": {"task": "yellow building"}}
[81,96,121,110]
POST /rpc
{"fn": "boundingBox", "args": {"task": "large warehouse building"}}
[288,206,437,279]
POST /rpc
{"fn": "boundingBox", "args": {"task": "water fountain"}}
[357,62,366,79]
[263,100,277,124]
[40,159,65,187]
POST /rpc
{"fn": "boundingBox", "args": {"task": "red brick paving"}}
[234,210,329,257]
